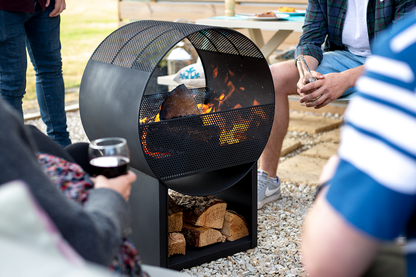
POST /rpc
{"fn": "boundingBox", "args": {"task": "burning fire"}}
[139,63,269,156]
[140,125,171,158]
[139,113,160,125]
[201,105,266,146]
[219,124,248,145]
[140,65,262,124]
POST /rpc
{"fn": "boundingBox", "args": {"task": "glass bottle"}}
[225,0,235,17]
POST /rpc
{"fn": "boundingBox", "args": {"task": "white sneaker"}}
[257,171,281,209]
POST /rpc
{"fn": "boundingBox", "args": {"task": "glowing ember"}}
[197,103,214,114]
[219,123,249,145]
[139,60,270,157]
[213,66,218,78]
[140,126,171,158]
[140,114,160,124]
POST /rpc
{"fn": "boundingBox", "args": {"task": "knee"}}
[269,60,298,96]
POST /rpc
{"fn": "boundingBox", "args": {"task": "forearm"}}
[339,65,365,90]
[303,55,319,71]
[302,188,380,277]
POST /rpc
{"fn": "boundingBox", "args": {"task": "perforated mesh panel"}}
[90,21,263,71]
[83,20,274,182]
[140,104,274,180]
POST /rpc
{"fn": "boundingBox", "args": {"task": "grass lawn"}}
[25,0,119,101]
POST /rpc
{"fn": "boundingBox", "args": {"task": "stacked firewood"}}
[168,191,249,257]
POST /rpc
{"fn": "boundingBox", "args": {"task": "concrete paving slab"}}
[277,155,328,186]
[318,128,341,143]
[288,113,343,134]
[300,142,339,160]
[289,97,347,116]
[281,138,302,156]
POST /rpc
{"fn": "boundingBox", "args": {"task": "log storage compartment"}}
[79,20,274,270]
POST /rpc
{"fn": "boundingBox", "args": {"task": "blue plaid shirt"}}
[295,0,416,63]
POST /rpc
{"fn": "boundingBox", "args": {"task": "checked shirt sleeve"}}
[394,0,416,22]
[295,0,328,63]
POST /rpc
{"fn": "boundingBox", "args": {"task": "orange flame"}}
[213,66,218,78]
[140,126,171,158]
[140,114,161,124]
[197,103,214,113]
[219,123,249,145]
[201,106,268,145]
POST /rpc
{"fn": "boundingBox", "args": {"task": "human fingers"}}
[296,78,306,95]
[45,0,50,7]
[311,70,324,79]
[111,171,136,201]
[299,79,325,104]
[314,97,334,109]
[123,170,137,184]
[298,78,321,96]
[91,171,136,186]
[297,76,317,96]
[93,171,136,201]
[49,0,66,17]
[108,171,136,201]
[303,92,327,108]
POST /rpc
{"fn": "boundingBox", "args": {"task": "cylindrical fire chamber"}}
[79,20,275,195]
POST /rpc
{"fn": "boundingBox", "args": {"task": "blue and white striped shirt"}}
[326,12,416,276]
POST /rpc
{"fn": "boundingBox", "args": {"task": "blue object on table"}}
[208,15,305,22]
[282,16,305,22]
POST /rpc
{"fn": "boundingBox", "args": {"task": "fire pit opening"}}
[79,20,274,269]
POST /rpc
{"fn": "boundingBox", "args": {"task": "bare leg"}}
[259,60,299,178]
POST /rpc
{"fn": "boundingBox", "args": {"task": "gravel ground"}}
[25,108,343,277]
[25,108,89,144]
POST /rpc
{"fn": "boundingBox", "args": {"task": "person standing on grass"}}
[257,0,416,210]
[0,0,71,147]
[302,12,416,277]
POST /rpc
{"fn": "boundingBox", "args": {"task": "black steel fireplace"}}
[79,20,274,270]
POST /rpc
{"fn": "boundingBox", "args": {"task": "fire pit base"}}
[128,163,258,270]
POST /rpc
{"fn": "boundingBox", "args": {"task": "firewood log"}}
[160,84,200,120]
[168,232,186,257]
[169,192,227,229]
[168,195,183,233]
[182,223,226,247]
[220,210,249,241]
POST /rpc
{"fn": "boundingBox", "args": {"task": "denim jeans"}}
[0,1,71,147]
[317,50,367,100]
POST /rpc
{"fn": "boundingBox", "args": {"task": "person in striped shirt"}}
[301,12,416,277]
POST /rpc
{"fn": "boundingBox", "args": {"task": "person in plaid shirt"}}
[257,0,416,210]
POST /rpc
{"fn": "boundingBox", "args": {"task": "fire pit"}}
[79,20,274,269]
